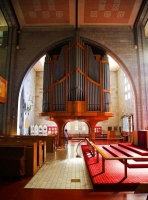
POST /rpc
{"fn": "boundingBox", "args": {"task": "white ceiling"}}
[33,55,120,72]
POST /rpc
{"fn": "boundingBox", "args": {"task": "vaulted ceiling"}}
[11,0,143,28]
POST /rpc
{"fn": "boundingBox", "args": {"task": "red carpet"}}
[81,144,148,191]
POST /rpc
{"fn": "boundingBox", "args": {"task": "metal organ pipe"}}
[102,55,110,112]
[42,33,111,116]
[43,54,51,112]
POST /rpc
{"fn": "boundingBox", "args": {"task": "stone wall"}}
[97,68,135,135]
[31,71,57,128]
[0,0,148,134]
[17,68,36,135]
[34,71,44,125]
[8,26,146,134]
[117,68,136,129]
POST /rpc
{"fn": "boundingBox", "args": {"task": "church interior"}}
[0,0,148,199]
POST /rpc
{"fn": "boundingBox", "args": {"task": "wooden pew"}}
[28,136,55,152]
[0,135,55,153]
[42,140,46,163]
[0,140,40,176]
[0,136,47,165]
[19,138,46,163]
[0,145,26,179]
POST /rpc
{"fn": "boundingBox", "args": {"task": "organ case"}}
[41,34,113,121]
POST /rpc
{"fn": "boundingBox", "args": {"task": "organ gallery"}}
[40,32,114,140]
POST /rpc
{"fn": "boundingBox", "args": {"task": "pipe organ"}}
[41,33,113,121]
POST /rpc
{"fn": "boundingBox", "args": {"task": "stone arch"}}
[63,120,90,143]
[15,36,73,99]
[79,36,137,95]
[13,33,137,134]
[16,33,137,106]
[12,36,73,134]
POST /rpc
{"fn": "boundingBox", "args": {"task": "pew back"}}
[0,141,39,176]
[0,135,55,152]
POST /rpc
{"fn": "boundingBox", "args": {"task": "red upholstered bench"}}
[118,143,148,156]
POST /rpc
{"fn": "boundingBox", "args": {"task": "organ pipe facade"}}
[41,33,113,121]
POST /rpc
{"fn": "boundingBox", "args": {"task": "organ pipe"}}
[102,55,110,112]
[42,32,111,117]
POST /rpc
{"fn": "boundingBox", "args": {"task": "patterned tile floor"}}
[25,141,93,189]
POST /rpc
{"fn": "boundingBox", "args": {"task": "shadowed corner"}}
[134,183,148,193]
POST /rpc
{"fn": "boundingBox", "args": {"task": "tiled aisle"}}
[25,141,93,189]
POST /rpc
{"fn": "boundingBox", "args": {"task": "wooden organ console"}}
[40,32,113,130]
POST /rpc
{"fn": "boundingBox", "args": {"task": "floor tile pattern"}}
[25,142,93,189]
